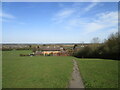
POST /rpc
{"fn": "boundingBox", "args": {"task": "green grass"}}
[76,58,118,88]
[2,50,74,88]
[2,50,118,88]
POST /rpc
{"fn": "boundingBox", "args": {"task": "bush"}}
[74,32,119,60]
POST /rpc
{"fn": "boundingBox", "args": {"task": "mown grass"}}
[2,50,118,88]
[2,50,73,88]
[76,58,118,88]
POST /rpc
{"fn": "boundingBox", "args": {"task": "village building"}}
[34,46,69,56]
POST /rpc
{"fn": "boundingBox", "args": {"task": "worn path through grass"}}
[68,59,84,88]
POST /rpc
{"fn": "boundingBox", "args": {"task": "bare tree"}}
[91,37,100,44]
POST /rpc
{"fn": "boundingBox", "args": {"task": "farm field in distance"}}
[2,50,118,88]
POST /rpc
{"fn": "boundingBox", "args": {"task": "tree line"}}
[73,32,119,60]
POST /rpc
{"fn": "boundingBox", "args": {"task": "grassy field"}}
[2,50,118,88]
[76,58,118,88]
[2,50,74,88]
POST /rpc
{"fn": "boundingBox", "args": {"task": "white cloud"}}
[96,11,118,22]
[0,12,16,19]
[94,11,118,28]
[64,11,118,34]
[0,12,16,23]
[0,18,12,22]
[84,2,98,12]
[85,23,104,33]
[86,11,117,32]
[56,9,75,17]
[52,9,75,23]
[52,3,117,38]
[0,12,26,25]
[52,2,99,24]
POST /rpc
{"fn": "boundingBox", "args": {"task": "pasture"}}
[2,50,118,88]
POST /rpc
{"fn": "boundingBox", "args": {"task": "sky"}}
[1,2,118,43]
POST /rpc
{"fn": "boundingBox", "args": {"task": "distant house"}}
[34,46,69,56]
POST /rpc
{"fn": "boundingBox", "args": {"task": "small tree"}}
[91,37,100,44]
[32,47,37,53]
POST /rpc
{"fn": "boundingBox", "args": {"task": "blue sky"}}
[1,2,118,43]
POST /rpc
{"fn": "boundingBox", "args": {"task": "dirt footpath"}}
[68,59,84,88]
